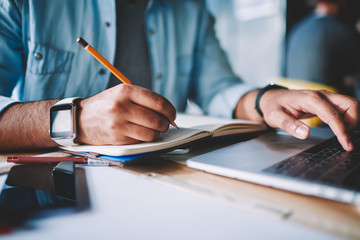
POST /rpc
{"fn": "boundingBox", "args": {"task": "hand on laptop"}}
[259,89,359,152]
[75,84,177,145]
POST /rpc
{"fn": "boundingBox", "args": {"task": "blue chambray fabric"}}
[0,0,256,118]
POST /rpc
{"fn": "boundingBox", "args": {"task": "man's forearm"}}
[0,100,59,151]
[234,89,262,121]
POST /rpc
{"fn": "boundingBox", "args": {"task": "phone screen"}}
[0,163,89,225]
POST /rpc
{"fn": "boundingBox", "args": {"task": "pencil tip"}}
[171,121,179,129]
[77,37,88,48]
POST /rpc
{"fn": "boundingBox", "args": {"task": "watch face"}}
[50,104,75,139]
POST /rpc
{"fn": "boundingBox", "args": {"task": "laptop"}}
[187,128,360,205]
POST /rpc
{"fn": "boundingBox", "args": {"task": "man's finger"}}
[296,91,353,151]
[266,110,310,139]
[121,121,161,142]
[318,90,359,130]
[118,84,177,124]
[121,102,170,132]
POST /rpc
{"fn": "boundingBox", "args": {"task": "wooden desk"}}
[1,138,360,239]
[123,137,360,240]
[121,157,360,239]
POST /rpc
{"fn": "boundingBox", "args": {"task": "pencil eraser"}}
[77,37,88,48]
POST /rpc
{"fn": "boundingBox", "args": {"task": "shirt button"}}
[149,29,155,35]
[105,22,111,27]
[156,73,163,80]
[99,69,106,75]
[34,52,43,60]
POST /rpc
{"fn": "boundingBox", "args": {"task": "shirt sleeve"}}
[189,6,256,118]
[0,1,23,113]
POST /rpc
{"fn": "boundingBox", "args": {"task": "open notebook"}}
[60,114,267,165]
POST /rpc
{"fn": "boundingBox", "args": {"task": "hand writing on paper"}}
[76,84,177,145]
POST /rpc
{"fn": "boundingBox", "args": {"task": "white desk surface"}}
[1,166,343,240]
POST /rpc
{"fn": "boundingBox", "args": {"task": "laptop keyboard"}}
[263,132,360,191]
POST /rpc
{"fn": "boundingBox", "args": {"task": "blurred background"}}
[204,0,360,93]
[206,0,285,87]
[185,0,360,116]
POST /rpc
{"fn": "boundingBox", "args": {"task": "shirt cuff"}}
[207,84,258,119]
[0,96,19,114]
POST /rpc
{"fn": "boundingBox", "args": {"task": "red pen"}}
[7,156,89,164]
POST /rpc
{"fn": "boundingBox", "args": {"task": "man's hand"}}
[235,89,359,151]
[76,84,177,145]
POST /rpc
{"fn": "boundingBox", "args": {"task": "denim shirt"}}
[0,0,256,118]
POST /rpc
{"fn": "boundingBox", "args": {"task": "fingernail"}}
[347,141,354,151]
[295,125,308,139]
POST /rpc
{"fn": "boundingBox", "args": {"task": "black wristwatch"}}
[255,83,287,117]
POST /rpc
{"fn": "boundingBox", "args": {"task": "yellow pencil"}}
[77,37,179,129]
[77,37,132,84]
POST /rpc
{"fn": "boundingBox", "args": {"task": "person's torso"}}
[287,13,359,95]
[16,0,207,111]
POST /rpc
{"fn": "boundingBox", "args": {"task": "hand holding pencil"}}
[77,37,178,129]
[74,37,178,146]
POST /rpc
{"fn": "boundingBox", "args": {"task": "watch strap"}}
[255,83,287,117]
[53,136,78,147]
[54,97,82,106]
[51,97,82,146]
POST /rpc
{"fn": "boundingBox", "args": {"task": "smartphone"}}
[0,163,89,225]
